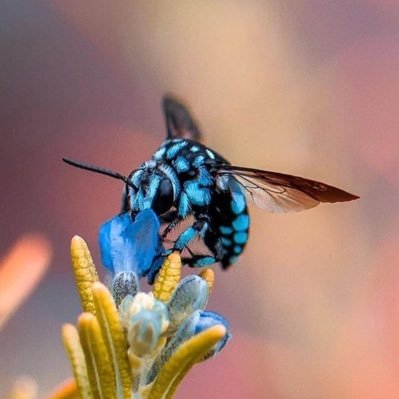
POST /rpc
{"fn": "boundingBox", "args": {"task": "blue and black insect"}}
[64,95,358,272]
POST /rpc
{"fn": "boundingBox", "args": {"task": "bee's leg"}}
[161,214,182,240]
[172,217,225,267]
[173,216,210,252]
[181,240,223,268]
[181,254,218,267]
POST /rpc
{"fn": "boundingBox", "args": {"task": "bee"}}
[64,96,358,272]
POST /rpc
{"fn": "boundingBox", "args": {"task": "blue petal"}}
[194,311,231,357]
[98,209,161,278]
[155,309,231,374]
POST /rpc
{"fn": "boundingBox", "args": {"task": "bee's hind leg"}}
[180,239,222,268]
[172,218,209,251]
[181,254,219,268]
[162,216,221,268]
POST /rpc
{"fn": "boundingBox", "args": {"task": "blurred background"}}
[0,1,398,398]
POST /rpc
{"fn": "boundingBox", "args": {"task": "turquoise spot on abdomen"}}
[232,214,249,231]
[233,245,242,254]
[231,192,246,214]
[219,225,233,235]
[233,231,248,244]
[229,255,239,264]
[221,237,232,247]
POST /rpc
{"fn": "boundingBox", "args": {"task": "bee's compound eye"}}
[153,178,174,215]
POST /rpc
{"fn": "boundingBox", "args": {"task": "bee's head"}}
[62,157,179,216]
[125,161,180,216]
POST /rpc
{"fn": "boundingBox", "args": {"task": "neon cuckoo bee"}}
[63,96,358,270]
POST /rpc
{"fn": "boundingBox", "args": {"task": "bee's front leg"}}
[173,216,210,252]
[161,211,182,240]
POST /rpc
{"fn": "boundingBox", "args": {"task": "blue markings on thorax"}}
[183,164,213,207]
[197,166,213,186]
[205,149,216,159]
[173,156,190,173]
[166,140,187,159]
[153,146,166,160]
[193,155,205,168]
[184,181,211,206]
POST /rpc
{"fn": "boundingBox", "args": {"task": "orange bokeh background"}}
[0,2,398,397]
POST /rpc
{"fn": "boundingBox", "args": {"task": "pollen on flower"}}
[153,251,182,302]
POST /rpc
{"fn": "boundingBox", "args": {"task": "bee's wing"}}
[162,95,202,141]
[216,165,359,213]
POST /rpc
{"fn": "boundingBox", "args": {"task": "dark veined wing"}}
[162,95,202,141]
[217,165,359,213]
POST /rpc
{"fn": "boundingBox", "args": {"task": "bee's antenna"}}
[63,158,137,190]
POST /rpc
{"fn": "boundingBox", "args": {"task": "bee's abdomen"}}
[205,189,249,269]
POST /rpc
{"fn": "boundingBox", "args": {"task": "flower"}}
[57,210,231,399]
[98,210,163,284]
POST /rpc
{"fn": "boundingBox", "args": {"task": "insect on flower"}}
[63,95,359,272]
